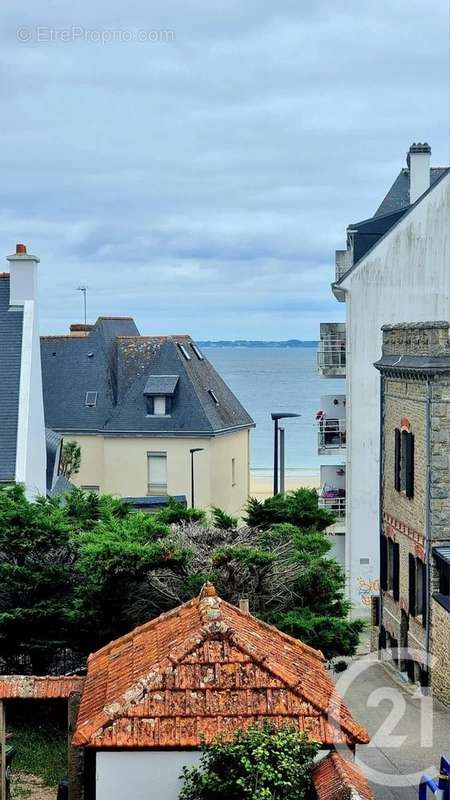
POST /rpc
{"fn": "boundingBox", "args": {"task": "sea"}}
[203,347,343,476]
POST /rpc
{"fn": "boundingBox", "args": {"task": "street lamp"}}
[189,448,204,508]
[271,412,301,495]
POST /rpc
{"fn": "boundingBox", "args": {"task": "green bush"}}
[179,722,318,800]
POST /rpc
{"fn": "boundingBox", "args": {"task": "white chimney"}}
[6,243,40,306]
[407,142,431,204]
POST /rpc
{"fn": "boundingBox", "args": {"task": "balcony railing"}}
[317,419,346,452]
[318,323,346,378]
[335,249,353,281]
[319,494,346,518]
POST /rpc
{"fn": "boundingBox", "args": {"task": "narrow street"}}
[336,658,450,799]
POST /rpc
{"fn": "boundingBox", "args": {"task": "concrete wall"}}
[96,750,202,800]
[341,173,450,616]
[65,428,250,515]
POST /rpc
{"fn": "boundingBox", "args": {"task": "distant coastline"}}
[199,340,318,348]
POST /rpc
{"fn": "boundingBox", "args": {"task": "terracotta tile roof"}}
[312,751,374,800]
[0,676,84,699]
[73,585,369,749]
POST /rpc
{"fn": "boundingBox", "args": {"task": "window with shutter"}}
[421,564,427,628]
[394,428,401,491]
[405,433,414,499]
[380,536,388,590]
[408,554,416,616]
[393,542,400,601]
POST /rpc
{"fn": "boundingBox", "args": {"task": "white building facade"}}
[325,144,450,616]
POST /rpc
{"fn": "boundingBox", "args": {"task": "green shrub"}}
[211,506,238,530]
[179,722,318,800]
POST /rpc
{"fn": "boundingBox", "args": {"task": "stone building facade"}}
[374,322,450,704]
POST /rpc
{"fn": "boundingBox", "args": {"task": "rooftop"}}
[312,751,374,800]
[73,584,368,749]
[41,318,254,436]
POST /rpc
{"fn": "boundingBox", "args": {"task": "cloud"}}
[0,0,447,338]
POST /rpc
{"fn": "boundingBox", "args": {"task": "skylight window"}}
[208,389,219,405]
[85,391,98,407]
[191,343,204,360]
[177,343,191,361]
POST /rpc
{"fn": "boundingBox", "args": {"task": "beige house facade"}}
[66,429,250,516]
[41,318,254,516]
[374,322,450,704]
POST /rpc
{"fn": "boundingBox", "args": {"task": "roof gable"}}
[73,585,368,748]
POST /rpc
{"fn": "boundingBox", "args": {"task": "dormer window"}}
[85,391,97,407]
[143,375,179,417]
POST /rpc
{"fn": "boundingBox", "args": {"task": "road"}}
[334,657,450,799]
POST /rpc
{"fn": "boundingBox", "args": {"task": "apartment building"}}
[321,143,450,616]
[374,322,450,704]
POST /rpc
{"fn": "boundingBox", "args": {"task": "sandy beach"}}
[250,470,320,501]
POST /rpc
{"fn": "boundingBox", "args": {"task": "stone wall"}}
[378,322,450,702]
[431,598,450,706]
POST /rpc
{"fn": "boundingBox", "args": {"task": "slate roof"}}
[143,375,179,396]
[0,275,23,482]
[312,752,374,800]
[41,319,254,436]
[45,427,61,492]
[73,584,369,749]
[374,167,448,217]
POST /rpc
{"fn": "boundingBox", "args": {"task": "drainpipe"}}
[424,378,432,682]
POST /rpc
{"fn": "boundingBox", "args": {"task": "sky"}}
[0,1,448,339]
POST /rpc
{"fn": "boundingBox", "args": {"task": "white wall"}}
[341,172,450,616]
[96,750,203,800]
[15,300,47,498]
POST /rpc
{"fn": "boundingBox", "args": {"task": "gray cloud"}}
[0,0,448,339]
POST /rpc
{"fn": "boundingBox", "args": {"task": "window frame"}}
[147,451,168,496]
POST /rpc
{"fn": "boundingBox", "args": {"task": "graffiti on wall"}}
[357,576,380,607]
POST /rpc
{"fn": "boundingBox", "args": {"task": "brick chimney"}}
[407,142,431,204]
[6,243,40,306]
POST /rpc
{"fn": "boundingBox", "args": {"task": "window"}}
[177,343,191,361]
[85,391,98,407]
[409,555,426,623]
[208,389,219,405]
[231,458,236,487]
[394,427,414,498]
[153,396,166,416]
[191,343,204,360]
[382,536,399,599]
[434,548,450,611]
[147,452,167,496]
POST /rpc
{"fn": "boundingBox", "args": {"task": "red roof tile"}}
[312,752,374,800]
[73,584,369,749]
[0,676,84,700]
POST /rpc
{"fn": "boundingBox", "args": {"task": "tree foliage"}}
[59,441,81,480]
[0,486,363,672]
[179,722,318,800]
[244,488,334,531]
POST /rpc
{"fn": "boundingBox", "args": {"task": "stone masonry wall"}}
[379,323,450,703]
[431,598,450,706]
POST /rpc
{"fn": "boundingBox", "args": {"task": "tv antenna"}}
[77,285,88,328]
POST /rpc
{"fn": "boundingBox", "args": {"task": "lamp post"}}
[190,448,204,508]
[271,412,301,495]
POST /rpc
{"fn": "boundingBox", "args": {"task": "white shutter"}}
[147,453,167,494]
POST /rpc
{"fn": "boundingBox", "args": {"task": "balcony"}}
[316,394,346,455]
[335,248,353,281]
[319,464,346,520]
[317,323,346,378]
